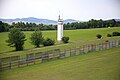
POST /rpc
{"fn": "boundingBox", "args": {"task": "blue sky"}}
[0,0,120,21]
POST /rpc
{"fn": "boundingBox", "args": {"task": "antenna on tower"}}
[58,10,60,20]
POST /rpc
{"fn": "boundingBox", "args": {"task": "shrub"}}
[96,34,102,39]
[62,36,69,43]
[107,34,112,37]
[105,40,109,42]
[112,32,120,36]
[43,38,55,46]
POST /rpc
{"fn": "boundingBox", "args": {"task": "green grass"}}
[0,27,120,58]
[0,30,58,53]
[1,47,120,80]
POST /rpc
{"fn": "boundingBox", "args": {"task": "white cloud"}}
[0,0,120,20]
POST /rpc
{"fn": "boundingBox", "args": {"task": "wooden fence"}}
[0,40,120,71]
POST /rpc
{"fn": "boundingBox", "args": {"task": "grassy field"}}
[1,46,120,80]
[0,27,120,58]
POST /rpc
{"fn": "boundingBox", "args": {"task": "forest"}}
[0,19,120,32]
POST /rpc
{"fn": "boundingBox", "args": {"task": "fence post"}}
[9,57,12,69]
[91,44,93,52]
[87,45,90,52]
[80,46,84,54]
[116,40,118,47]
[97,43,99,51]
[99,43,101,51]
[18,56,20,68]
[75,47,77,55]
[109,41,112,48]
[119,40,120,46]
[0,58,2,71]
[106,42,109,49]
[59,49,65,58]
[70,48,72,56]
[76,46,80,55]
[79,46,81,54]
[33,53,35,64]
[112,41,114,48]
[94,44,97,51]
[105,43,107,50]
[83,45,85,53]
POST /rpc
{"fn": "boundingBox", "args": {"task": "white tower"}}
[57,14,63,41]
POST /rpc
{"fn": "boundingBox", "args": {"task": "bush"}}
[62,36,69,43]
[112,32,120,36]
[96,34,102,39]
[43,38,55,46]
[107,34,112,37]
[105,40,109,42]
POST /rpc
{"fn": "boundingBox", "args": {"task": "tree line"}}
[0,19,120,32]
[64,19,120,29]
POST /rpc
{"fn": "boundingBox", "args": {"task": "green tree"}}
[0,21,10,32]
[0,21,5,32]
[98,19,103,28]
[30,30,43,47]
[62,36,69,43]
[6,28,26,51]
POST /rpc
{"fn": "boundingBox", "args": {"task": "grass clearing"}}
[0,27,120,58]
[1,47,120,80]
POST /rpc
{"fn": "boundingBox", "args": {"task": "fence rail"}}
[0,40,120,71]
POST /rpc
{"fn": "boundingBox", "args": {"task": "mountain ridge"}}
[0,17,119,24]
[0,17,80,24]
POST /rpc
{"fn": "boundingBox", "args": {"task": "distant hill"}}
[0,17,80,24]
[1,17,119,24]
[114,19,120,22]
[64,19,80,23]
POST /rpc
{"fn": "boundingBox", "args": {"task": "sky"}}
[0,0,120,21]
